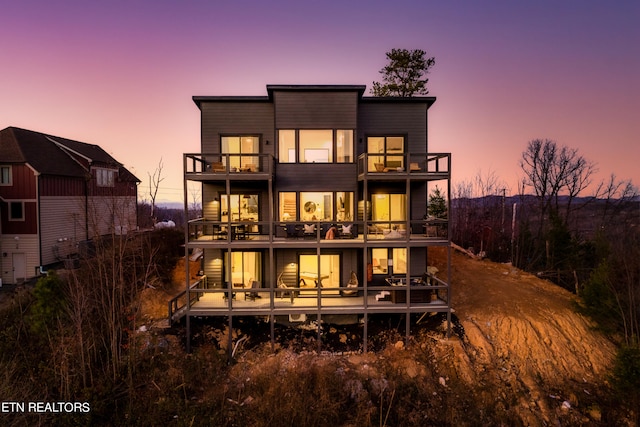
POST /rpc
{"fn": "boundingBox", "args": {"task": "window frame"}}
[220,135,260,171]
[96,168,115,187]
[0,165,12,186]
[298,252,342,288]
[278,191,354,222]
[366,135,406,172]
[9,201,25,221]
[370,248,406,275]
[277,129,354,164]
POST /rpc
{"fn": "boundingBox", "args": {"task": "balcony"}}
[184,153,274,181]
[357,153,450,181]
[187,218,449,245]
[170,273,450,323]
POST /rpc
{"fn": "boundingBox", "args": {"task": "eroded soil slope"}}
[426,247,616,424]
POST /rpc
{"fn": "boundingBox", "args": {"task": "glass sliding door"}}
[371,194,406,230]
[221,194,259,222]
[298,254,340,290]
[226,251,262,288]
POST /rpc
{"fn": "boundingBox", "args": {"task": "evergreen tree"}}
[371,48,435,97]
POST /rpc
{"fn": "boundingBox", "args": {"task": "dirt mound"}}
[429,247,616,424]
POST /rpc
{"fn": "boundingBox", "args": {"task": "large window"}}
[221,194,259,222]
[371,248,406,275]
[367,136,404,172]
[371,194,406,228]
[0,166,11,185]
[299,253,340,288]
[221,135,259,170]
[278,191,354,222]
[278,129,353,164]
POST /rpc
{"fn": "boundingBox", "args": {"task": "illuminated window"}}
[221,194,259,222]
[336,130,353,163]
[299,253,340,287]
[226,251,262,287]
[300,130,332,163]
[279,192,354,222]
[278,130,296,163]
[279,192,297,221]
[367,136,404,172]
[277,129,354,164]
[371,194,406,228]
[221,136,259,170]
[371,248,406,275]
[0,166,11,185]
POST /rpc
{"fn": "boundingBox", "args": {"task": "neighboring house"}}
[178,85,452,350]
[0,127,139,284]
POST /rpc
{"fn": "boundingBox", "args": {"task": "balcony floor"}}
[185,291,449,317]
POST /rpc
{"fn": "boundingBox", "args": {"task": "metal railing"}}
[168,276,206,325]
[184,153,274,175]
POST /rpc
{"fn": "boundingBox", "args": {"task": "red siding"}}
[1,201,38,234]
[0,164,36,199]
[39,175,86,196]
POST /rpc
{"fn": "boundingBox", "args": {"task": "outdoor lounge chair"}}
[341,271,359,296]
[277,272,297,303]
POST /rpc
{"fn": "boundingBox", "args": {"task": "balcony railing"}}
[357,153,450,179]
[187,218,448,243]
[184,153,274,178]
[171,272,449,319]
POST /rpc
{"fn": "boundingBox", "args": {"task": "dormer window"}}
[96,168,115,187]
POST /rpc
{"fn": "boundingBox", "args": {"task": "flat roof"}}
[193,84,435,109]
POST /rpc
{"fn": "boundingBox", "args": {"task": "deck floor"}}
[182,291,449,317]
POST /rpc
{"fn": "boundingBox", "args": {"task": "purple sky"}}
[2,0,638,203]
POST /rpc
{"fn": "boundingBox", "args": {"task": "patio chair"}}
[245,279,261,301]
[209,161,226,173]
[341,271,359,296]
[277,272,297,303]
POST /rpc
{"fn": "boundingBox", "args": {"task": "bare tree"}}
[520,138,596,230]
[148,158,165,224]
[188,182,202,220]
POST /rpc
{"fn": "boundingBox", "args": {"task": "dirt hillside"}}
[146,249,619,425]
[425,247,616,424]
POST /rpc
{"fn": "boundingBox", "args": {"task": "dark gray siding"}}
[274,91,358,129]
[410,247,428,276]
[200,102,274,155]
[274,164,357,191]
[357,103,429,154]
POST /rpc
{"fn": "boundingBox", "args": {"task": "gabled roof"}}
[0,127,139,182]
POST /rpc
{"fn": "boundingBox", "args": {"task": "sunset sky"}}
[1,0,638,203]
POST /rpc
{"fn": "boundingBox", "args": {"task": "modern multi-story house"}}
[0,127,139,284]
[177,85,451,351]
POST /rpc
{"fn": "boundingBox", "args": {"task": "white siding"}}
[40,196,86,265]
[0,234,39,284]
[87,196,138,237]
